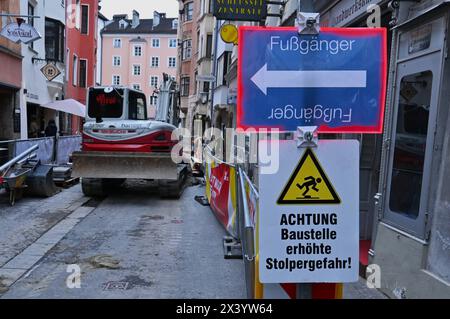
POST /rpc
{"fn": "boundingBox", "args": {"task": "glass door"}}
[384,52,441,239]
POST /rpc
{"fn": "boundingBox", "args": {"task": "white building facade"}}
[19,0,67,139]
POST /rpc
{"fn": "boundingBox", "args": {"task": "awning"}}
[42,99,86,117]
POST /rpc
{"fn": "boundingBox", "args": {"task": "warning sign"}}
[258,140,359,283]
[278,149,340,205]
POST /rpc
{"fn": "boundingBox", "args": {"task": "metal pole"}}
[0,14,40,18]
[295,0,318,300]
[299,0,315,12]
[238,166,256,299]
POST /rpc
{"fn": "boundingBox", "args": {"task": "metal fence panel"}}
[14,137,55,164]
[56,135,81,164]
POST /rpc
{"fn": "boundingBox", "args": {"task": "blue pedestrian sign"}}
[237,27,387,133]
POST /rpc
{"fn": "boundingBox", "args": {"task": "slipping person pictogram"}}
[297,176,322,199]
[277,149,340,205]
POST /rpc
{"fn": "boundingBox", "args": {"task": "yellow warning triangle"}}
[277,148,340,205]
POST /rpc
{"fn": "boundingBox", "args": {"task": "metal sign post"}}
[295,126,318,299]
[255,6,360,297]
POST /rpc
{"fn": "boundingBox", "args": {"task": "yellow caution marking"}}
[277,148,340,205]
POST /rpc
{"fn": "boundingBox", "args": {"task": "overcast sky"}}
[100,0,179,20]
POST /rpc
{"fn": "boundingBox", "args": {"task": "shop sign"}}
[0,22,41,44]
[212,0,267,22]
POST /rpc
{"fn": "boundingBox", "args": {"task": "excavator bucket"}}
[71,151,179,180]
[25,164,58,197]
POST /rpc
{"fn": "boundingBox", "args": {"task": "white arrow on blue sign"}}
[251,64,367,95]
[238,27,387,133]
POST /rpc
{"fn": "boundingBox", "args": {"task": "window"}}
[79,59,87,88]
[129,90,147,120]
[132,84,141,91]
[75,0,80,29]
[169,38,177,48]
[66,48,70,81]
[45,18,65,62]
[194,71,198,94]
[113,56,121,66]
[28,3,35,49]
[202,81,210,94]
[200,0,212,15]
[133,45,142,56]
[389,71,433,219]
[216,52,230,86]
[119,20,127,29]
[149,95,158,106]
[181,77,190,96]
[200,0,205,15]
[184,2,193,21]
[133,64,141,76]
[151,56,159,67]
[182,39,192,60]
[113,75,121,85]
[81,5,89,34]
[152,38,160,48]
[205,34,213,58]
[150,76,158,88]
[72,55,78,86]
[172,19,178,30]
[168,57,176,68]
[113,38,122,48]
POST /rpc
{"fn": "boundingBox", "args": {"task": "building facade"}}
[66,0,99,134]
[0,0,22,140]
[101,10,178,118]
[177,0,218,152]
[177,0,198,133]
[19,0,67,139]
[95,10,108,85]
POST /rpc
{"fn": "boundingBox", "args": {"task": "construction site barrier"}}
[14,137,55,164]
[55,135,82,164]
[237,167,261,299]
[0,135,81,166]
[204,147,239,239]
[204,143,343,299]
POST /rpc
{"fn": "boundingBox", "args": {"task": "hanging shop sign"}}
[220,24,239,44]
[212,0,267,22]
[41,63,61,81]
[0,22,41,44]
